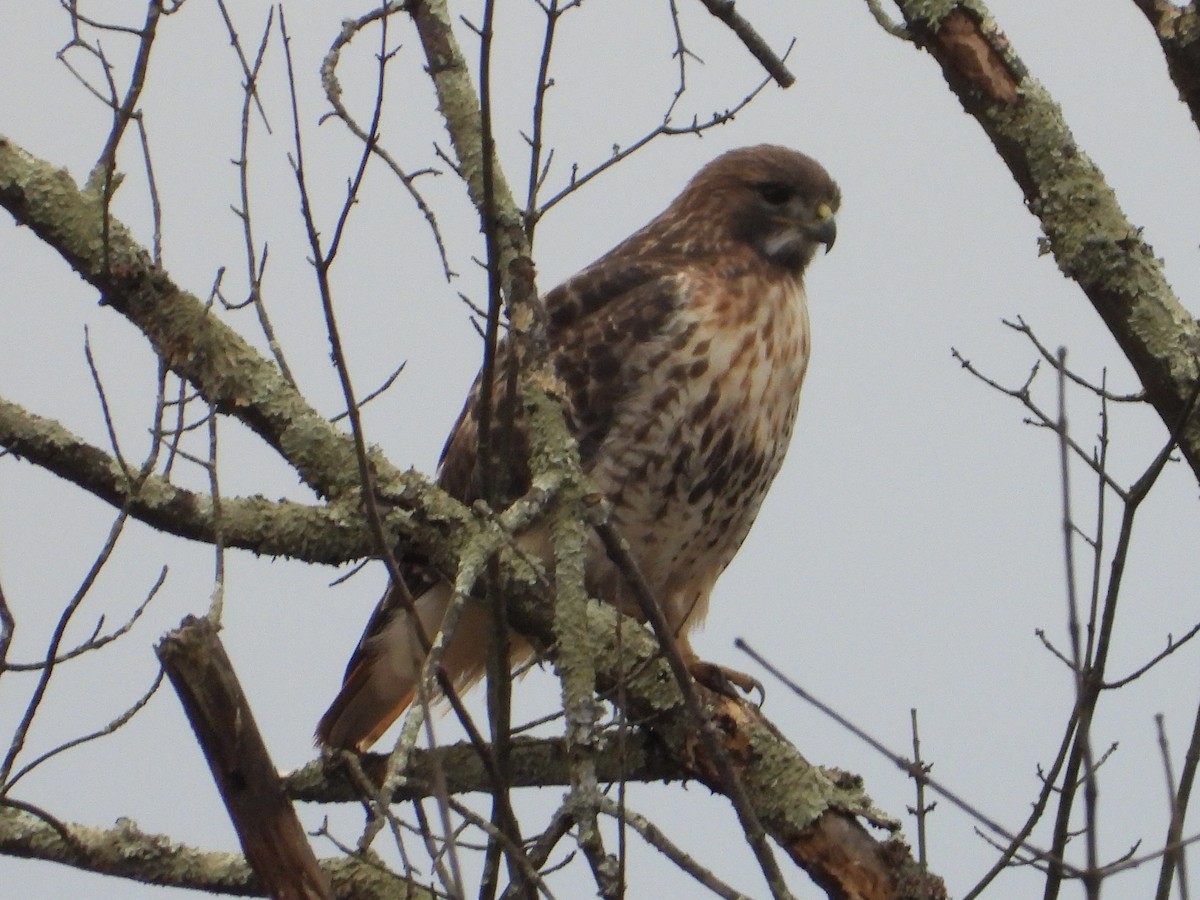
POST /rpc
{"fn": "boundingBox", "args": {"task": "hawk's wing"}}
[439,257,688,501]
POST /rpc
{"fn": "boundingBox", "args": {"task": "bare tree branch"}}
[287,734,675,804]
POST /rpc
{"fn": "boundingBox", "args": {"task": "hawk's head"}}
[671,145,840,274]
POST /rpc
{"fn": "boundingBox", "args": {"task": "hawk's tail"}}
[316,581,454,752]
[315,582,531,752]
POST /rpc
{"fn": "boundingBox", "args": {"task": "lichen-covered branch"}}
[0,802,419,899]
[286,734,676,803]
[0,395,382,564]
[408,0,536,318]
[0,134,512,575]
[875,2,1200,481]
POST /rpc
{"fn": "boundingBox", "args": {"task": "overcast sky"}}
[3,2,1200,898]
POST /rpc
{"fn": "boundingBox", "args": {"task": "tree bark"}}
[157,615,333,900]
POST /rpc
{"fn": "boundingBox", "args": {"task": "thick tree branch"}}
[879,2,1200,481]
[0,802,263,895]
[157,615,332,900]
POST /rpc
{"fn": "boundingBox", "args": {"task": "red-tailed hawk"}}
[318,145,839,751]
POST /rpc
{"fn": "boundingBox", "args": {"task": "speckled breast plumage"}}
[582,270,811,633]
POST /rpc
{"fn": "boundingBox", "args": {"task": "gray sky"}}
[3,1,1200,897]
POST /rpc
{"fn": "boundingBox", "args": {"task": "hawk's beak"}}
[811,217,837,253]
[809,201,837,252]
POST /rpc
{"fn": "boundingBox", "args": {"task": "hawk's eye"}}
[756,182,793,205]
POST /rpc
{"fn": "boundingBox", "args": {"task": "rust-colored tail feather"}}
[316,582,534,752]
[316,582,453,752]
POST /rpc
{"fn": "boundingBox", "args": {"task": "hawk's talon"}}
[688,660,764,704]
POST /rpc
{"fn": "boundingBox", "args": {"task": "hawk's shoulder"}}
[437,254,693,504]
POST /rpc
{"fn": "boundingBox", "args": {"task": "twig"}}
[475,3,525,887]
[664,0,703,126]
[908,708,934,870]
[2,566,166,671]
[523,0,573,233]
[87,1,160,185]
[330,363,406,423]
[499,807,575,900]
[1043,365,1192,900]
[321,3,455,281]
[444,798,557,899]
[281,16,467,889]
[333,752,425,887]
[82,328,131,477]
[0,580,13,672]
[0,511,130,791]
[596,795,750,899]
[5,670,164,791]
[1104,620,1200,689]
[1004,317,1143,403]
[213,0,273,132]
[1157,701,1200,899]
[536,70,777,217]
[219,3,295,383]
[1051,350,1102,900]
[281,3,419,608]
[951,346,1129,500]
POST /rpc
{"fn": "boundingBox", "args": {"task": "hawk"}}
[318,145,839,751]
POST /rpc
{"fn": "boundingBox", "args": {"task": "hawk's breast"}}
[588,270,811,630]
